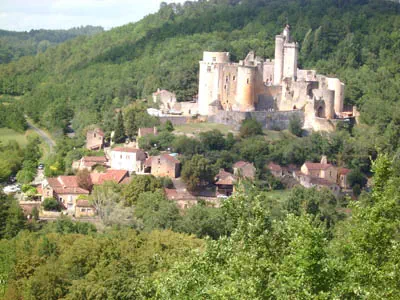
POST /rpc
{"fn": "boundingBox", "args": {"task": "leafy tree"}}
[347,168,367,188]
[76,169,92,191]
[113,111,125,143]
[288,114,303,137]
[164,120,174,132]
[181,154,217,191]
[123,175,162,205]
[3,200,25,239]
[239,118,263,138]
[199,129,226,151]
[42,198,61,212]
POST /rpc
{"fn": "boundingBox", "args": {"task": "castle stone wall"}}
[208,110,304,130]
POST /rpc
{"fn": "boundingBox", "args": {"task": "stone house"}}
[138,127,158,139]
[146,154,180,178]
[338,168,351,189]
[90,169,129,185]
[295,172,340,197]
[74,156,108,171]
[267,162,283,178]
[86,128,105,150]
[233,161,256,179]
[110,147,146,173]
[152,89,177,108]
[164,188,198,210]
[300,156,337,184]
[41,176,90,214]
[75,200,96,218]
[215,169,236,196]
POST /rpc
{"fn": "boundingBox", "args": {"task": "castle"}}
[197,25,349,131]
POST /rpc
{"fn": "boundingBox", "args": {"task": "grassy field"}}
[0,127,50,159]
[173,122,236,136]
[0,128,29,146]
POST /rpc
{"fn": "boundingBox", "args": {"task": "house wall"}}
[86,130,104,150]
[110,151,142,173]
[56,194,81,214]
[151,157,180,178]
[75,206,95,218]
[320,167,338,183]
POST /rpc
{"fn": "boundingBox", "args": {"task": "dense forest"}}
[0,26,104,64]
[0,0,399,137]
[1,0,400,298]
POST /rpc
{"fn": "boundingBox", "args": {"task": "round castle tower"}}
[198,52,230,115]
[235,64,256,111]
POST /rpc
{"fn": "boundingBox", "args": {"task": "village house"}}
[41,176,90,214]
[268,162,284,178]
[74,156,108,171]
[90,169,129,185]
[215,169,236,197]
[233,161,256,179]
[295,172,341,197]
[164,188,198,210]
[75,200,96,218]
[338,167,351,190]
[110,147,146,173]
[86,128,105,150]
[138,127,158,139]
[146,154,180,178]
[152,89,177,108]
[300,156,338,183]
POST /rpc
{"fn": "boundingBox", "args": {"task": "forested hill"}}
[0,0,399,135]
[0,26,104,64]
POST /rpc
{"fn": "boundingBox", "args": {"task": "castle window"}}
[233,76,236,81]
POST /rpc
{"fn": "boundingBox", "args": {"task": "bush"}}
[288,115,303,137]
[239,118,263,138]
[42,198,61,211]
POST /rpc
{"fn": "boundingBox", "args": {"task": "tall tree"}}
[113,111,125,143]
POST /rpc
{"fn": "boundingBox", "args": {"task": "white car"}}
[3,184,21,194]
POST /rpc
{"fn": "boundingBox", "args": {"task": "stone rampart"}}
[208,110,304,130]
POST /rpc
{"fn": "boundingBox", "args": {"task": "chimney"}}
[320,155,328,165]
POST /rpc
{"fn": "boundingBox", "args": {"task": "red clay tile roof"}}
[164,188,196,200]
[88,128,105,137]
[94,169,128,185]
[151,154,180,165]
[112,147,145,154]
[215,169,236,185]
[83,156,107,163]
[268,162,282,172]
[304,162,333,170]
[76,200,93,207]
[338,168,351,175]
[47,176,90,195]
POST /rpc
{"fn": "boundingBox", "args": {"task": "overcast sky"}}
[0,0,185,32]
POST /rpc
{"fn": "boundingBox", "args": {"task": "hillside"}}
[0,0,399,136]
[0,26,104,64]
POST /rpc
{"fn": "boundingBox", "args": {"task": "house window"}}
[207,66,211,72]
[80,208,86,212]
[247,78,249,84]
[212,57,216,62]
[233,75,236,81]
[94,133,96,138]
[158,158,161,164]
[120,155,122,159]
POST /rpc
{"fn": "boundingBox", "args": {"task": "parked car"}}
[38,163,45,170]
[3,184,21,194]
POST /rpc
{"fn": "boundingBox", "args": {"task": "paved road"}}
[25,117,56,154]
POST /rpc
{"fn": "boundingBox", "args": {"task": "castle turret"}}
[198,52,230,115]
[273,35,284,85]
[235,64,256,111]
[327,77,345,116]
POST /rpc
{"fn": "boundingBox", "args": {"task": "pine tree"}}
[113,111,125,143]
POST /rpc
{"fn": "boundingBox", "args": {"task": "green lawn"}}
[173,122,236,136]
[0,127,29,146]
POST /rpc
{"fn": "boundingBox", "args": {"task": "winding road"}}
[25,117,56,154]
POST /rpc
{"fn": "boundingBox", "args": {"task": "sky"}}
[0,0,185,32]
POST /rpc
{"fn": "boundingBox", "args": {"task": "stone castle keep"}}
[197,25,348,131]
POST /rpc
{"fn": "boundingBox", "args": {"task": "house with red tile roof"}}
[233,161,256,179]
[164,188,198,210]
[86,128,105,150]
[110,147,146,173]
[300,156,337,184]
[215,169,236,196]
[75,200,96,218]
[90,169,128,185]
[267,162,283,178]
[338,168,351,189]
[75,156,108,171]
[148,154,180,178]
[41,176,90,214]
